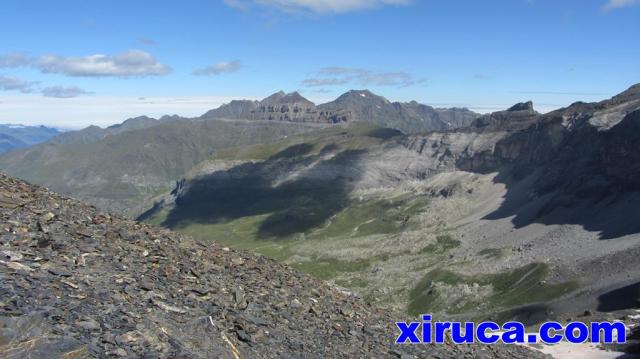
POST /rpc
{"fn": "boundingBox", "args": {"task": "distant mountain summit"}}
[200,100,260,120]
[507,101,535,112]
[202,90,479,134]
[0,124,61,153]
[50,115,170,145]
[469,101,539,130]
[0,134,28,153]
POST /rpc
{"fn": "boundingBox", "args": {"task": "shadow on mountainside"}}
[597,281,640,312]
[477,109,640,240]
[159,143,367,239]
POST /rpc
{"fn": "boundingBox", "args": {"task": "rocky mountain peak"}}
[282,91,302,98]
[609,83,640,105]
[278,91,315,106]
[261,91,287,104]
[619,83,640,96]
[336,89,388,103]
[160,114,182,121]
[507,101,534,112]
[108,116,157,130]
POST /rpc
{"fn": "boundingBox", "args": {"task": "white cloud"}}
[41,86,91,98]
[0,75,91,98]
[35,50,171,77]
[301,77,349,86]
[226,0,411,14]
[303,67,427,88]
[0,53,31,68]
[193,60,242,76]
[223,0,250,10]
[602,0,639,10]
[0,75,37,93]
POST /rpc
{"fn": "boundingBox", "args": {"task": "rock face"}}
[406,83,640,199]
[0,173,544,358]
[202,90,479,134]
[506,101,534,112]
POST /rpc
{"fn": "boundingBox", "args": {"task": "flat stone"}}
[48,267,72,277]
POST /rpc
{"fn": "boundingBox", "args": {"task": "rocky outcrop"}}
[0,173,545,358]
[405,84,640,183]
[506,101,534,112]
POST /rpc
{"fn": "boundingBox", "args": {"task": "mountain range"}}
[141,84,640,324]
[0,85,639,339]
[202,89,478,134]
[0,123,60,153]
[0,90,480,216]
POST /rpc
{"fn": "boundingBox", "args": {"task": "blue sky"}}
[0,0,638,128]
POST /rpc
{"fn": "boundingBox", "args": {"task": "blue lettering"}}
[591,322,626,344]
[476,321,500,344]
[565,322,589,343]
[422,315,432,343]
[540,322,563,344]
[451,322,475,344]
[395,322,420,344]
[501,322,525,344]
[435,322,451,344]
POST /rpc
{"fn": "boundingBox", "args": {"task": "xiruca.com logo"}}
[395,315,627,345]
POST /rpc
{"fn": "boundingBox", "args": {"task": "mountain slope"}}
[202,90,479,134]
[0,118,319,216]
[0,173,543,358]
[397,84,640,318]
